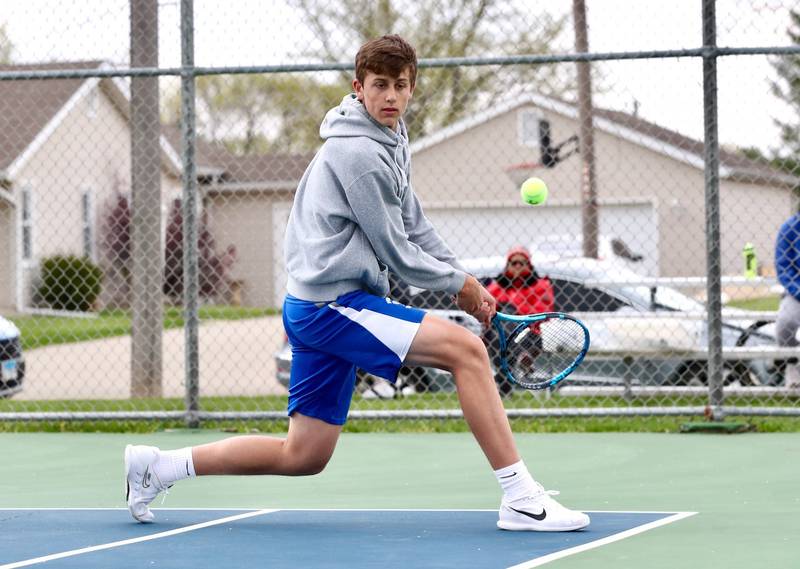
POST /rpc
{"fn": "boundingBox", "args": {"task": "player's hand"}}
[455,275,495,327]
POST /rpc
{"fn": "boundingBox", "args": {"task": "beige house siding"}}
[719,181,791,276]
[0,201,13,310]
[10,80,181,308]
[205,191,292,308]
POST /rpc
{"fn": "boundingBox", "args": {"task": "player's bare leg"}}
[405,313,590,531]
[405,313,519,469]
[192,413,342,475]
[125,414,341,522]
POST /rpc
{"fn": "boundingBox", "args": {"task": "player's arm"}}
[345,168,465,296]
[401,187,467,272]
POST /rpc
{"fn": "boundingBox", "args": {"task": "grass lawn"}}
[727,295,780,311]
[1,393,798,433]
[12,305,278,350]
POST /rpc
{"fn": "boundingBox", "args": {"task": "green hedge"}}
[38,255,103,312]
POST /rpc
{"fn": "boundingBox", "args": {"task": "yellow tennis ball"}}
[520,177,548,205]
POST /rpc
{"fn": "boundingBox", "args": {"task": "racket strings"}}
[505,319,586,384]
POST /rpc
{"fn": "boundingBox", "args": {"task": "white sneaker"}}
[498,485,590,532]
[124,445,170,523]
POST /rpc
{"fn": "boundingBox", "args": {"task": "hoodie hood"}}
[320,93,411,187]
[320,93,407,145]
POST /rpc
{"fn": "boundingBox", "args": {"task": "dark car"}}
[0,316,25,398]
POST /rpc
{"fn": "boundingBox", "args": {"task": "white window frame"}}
[86,87,99,119]
[81,188,96,260]
[20,186,34,266]
[517,108,544,148]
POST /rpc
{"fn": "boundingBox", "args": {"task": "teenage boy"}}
[125,34,589,532]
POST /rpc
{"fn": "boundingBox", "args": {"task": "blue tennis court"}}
[0,508,693,569]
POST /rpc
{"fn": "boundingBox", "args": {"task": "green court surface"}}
[1,431,798,568]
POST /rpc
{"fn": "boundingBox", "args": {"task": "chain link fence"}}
[0,0,798,426]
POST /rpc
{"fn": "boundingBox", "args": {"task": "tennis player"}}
[125,35,589,532]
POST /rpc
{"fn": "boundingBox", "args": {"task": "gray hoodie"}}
[284,94,467,302]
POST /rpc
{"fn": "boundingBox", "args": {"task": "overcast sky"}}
[1,0,795,152]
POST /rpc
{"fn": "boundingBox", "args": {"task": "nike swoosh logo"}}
[509,505,547,521]
[142,465,151,489]
[499,472,517,479]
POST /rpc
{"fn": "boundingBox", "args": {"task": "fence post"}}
[129,0,163,398]
[572,0,600,260]
[181,0,200,428]
[702,0,725,420]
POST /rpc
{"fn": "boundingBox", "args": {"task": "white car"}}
[463,255,777,387]
[0,316,25,397]
[275,256,781,394]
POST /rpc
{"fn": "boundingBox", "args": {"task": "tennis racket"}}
[493,312,590,390]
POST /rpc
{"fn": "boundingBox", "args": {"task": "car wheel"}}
[397,366,433,394]
[669,361,740,386]
[668,361,706,386]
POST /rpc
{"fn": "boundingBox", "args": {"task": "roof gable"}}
[410,93,796,188]
[0,61,103,175]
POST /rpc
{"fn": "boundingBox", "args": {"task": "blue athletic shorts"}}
[282,290,426,425]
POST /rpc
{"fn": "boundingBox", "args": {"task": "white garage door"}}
[424,201,659,276]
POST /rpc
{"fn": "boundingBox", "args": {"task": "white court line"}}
[505,511,698,569]
[0,509,278,569]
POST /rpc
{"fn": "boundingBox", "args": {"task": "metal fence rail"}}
[0,1,798,425]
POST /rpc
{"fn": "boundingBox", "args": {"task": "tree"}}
[291,0,569,140]
[163,199,236,302]
[165,1,569,153]
[99,192,133,308]
[771,8,800,176]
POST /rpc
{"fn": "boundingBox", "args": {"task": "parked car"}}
[275,256,784,394]
[0,316,25,398]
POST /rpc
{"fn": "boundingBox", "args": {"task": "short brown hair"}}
[355,35,418,87]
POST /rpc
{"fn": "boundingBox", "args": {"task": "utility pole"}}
[130,0,163,397]
[573,0,599,258]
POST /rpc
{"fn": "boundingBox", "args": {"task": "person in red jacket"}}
[485,246,555,396]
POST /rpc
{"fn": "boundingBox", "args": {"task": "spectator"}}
[485,246,555,396]
[775,213,800,389]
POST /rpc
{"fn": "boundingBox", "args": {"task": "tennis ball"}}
[520,177,548,206]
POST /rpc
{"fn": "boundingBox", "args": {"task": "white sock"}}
[153,447,196,485]
[494,460,538,502]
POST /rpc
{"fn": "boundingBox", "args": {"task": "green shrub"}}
[37,255,104,312]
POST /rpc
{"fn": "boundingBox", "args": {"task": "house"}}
[0,61,183,312]
[405,93,798,281]
[3,63,794,312]
[0,60,311,312]
[200,151,314,307]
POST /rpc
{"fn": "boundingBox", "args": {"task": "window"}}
[551,279,628,312]
[20,187,33,261]
[517,109,542,148]
[81,189,95,259]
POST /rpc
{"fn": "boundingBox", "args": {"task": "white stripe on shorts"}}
[328,303,421,361]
